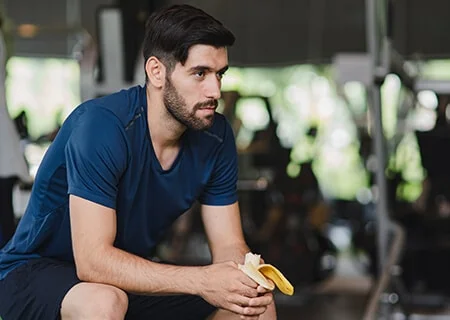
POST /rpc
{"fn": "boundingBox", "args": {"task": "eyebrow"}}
[189,65,229,74]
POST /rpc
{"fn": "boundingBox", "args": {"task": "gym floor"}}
[275,256,371,319]
[274,269,450,319]
[276,293,367,320]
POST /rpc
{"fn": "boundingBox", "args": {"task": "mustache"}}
[195,100,218,109]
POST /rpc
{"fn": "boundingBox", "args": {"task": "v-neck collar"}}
[141,85,187,174]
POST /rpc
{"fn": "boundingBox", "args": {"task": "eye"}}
[217,71,226,80]
[194,70,205,78]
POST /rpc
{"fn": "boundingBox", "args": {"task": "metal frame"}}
[364,0,409,318]
[366,0,390,281]
[363,222,406,320]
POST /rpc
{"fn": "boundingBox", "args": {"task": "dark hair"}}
[143,4,235,78]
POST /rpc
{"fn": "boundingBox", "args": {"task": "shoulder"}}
[64,100,130,151]
[79,85,145,129]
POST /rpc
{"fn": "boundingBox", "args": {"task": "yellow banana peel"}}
[238,252,294,296]
[257,264,294,296]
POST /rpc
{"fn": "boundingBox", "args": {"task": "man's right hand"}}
[198,261,273,317]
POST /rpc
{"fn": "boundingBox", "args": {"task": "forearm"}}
[76,245,203,295]
[211,241,250,264]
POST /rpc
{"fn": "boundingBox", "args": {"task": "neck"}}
[146,86,185,148]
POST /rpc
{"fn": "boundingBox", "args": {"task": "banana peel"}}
[238,252,294,296]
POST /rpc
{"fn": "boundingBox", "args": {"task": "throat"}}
[153,144,181,171]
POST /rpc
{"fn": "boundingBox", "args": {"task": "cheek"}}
[180,85,204,105]
[171,76,204,106]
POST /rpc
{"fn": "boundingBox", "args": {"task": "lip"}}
[198,107,216,111]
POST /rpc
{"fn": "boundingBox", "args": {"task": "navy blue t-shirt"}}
[0,85,238,280]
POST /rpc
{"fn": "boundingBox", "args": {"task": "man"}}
[0,4,276,320]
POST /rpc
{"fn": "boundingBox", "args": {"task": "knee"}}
[63,284,129,320]
[86,287,128,320]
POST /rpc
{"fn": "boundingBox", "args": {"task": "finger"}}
[227,261,238,267]
[226,304,267,319]
[242,306,267,316]
[240,285,259,298]
[230,294,252,307]
[228,304,246,316]
[231,279,258,298]
[248,294,273,307]
[227,302,267,316]
[238,272,259,289]
[256,283,274,294]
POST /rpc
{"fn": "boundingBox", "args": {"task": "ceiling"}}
[3,0,450,66]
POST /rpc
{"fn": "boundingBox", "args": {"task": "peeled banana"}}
[238,252,294,296]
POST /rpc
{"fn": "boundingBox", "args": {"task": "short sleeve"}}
[199,120,238,206]
[65,108,128,209]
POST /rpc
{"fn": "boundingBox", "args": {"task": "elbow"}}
[73,249,104,282]
[75,263,94,282]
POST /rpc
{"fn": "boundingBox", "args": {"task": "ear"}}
[145,56,166,88]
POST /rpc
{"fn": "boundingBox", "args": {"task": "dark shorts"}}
[0,258,216,320]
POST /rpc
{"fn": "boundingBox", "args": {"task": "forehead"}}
[182,44,228,69]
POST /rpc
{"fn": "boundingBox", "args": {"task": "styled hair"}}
[143,4,235,78]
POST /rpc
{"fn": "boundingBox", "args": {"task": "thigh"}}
[126,294,217,320]
[0,258,81,320]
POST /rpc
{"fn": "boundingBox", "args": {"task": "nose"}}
[204,76,221,100]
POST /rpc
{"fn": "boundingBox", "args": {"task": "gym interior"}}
[2,0,450,319]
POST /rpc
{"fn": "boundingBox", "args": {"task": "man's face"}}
[163,45,229,130]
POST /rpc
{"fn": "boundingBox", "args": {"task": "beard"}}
[163,76,218,131]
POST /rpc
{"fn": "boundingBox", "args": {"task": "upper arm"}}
[65,108,127,275]
[200,119,247,261]
[69,195,116,276]
[201,202,247,261]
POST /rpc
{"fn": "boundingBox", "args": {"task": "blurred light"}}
[417,90,438,109]
[316,97,335,119]
[276,121,301,148]
[413,108,437,131]
[330,128,351,149]
[221,68,242,91]
[256,177,269,190]
[356,187,373,205]
[384,74,401,91]
[329,225,351,251]
[446,104,450,121]
[311,76,330,96]
[258,80,277,97]
[17,24,39,38]
[235,127,253,150]
[284,85,309,105]
[24,144,49,178]
[287,162,301,178]
[321,146,345,168]
[320,254,337,272]
[343,81,366,114]
[291,142,313,163]
[216,99,225,114]
[6,57,80,138]
[235,98,269,131]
